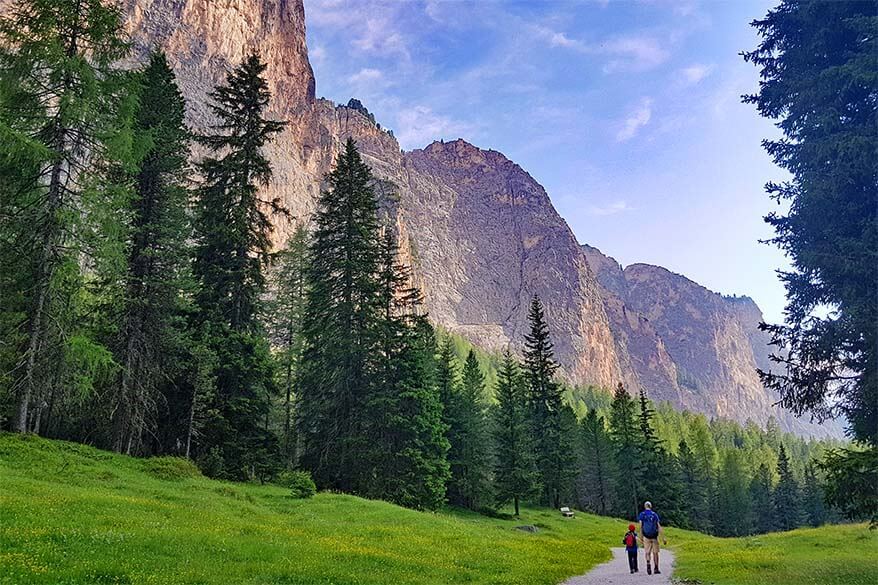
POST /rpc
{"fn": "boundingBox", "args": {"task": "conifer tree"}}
[637,390,684,525]
[436,337,460,422]
[678,439,711,532]
[801,464,826,527]
[750,463,775,534]
[266,224,309,467]
[773,444,804,531]
[363,231,449,509]
[446,350,493,510]
[492,350,539,516]
[576,409,615,515]
[609,382,642,519]
[111,51,191,455]
[714,450,753,536]
[297,138,381,491]
[0,0,131,434]
[191,53,284,478]
[523,295,575,509]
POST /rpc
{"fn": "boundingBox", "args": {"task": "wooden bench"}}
[560,506,575,518]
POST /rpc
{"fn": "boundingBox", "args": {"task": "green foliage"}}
[576,410,615,516]
[276,469,317,498]
[713,450,753,537]
[523,295,576,509]
[773,444,804,531]
[608,382,642,519]
[819,447,878,527]
[492,350,539,516]
[743,1,877,515]
[749,463,775,534]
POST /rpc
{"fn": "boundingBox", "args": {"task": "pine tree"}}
[609,382,643,519]
[714,450,753,536]
[191,53,285,478]
[436,337,460,422]
[678,439,711,532]
[363,231,449,509]
[297,138,381,491]
[492,350,539,516]
[637,390,684,526]
[266,224,309,467]
[111,51,191,455]
[0,0,131,434]
[801,464,827,527]
[773,444,804,531]
[576,410,615,515]
[750,463,775,534]
[446,350,493,510]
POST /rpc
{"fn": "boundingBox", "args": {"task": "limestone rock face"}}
[582,245,841,437]
[25,0,838,435]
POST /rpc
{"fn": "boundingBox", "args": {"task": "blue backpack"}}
[641,510,659,538]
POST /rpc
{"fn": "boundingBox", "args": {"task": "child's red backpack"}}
[624,532,636,548]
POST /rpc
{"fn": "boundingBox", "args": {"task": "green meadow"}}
[0,434,873,585]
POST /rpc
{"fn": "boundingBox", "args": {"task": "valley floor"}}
[0,434,873,585]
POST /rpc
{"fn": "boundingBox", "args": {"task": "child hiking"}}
[622,523,639,574]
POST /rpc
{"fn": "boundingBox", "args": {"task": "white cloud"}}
[616,98,653,142]
[533,26,670,72]
[352,18,410,60]
[678,63,714,85]
[587,200,636,216]
[309,44,327,67]
[395,106,473,150]
[347,67,383,85]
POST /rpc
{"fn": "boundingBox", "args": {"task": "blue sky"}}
[304,0,791,323]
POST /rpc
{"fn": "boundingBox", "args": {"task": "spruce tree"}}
[750,463,775,534]
[446,350,493,510]
[112,51,191,455]
[801,464,826,527]
[297,138,381,491]
[191,53,284,478]
[609,382,642,519]
[637,390,684,526]
[576,410,615,515]
[266,224,309,467]
[714,450,753,536]
[0,0,130,434]
[492,350,539,516]
[363,231,449,509]
[773,444,804,531]
[523,295,575,509]
[678,439,711,532]
[436,337,460,422]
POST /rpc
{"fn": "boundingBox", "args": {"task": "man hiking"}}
[638,501,667,575]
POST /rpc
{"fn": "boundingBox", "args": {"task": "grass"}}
[0,433,622,585]
[673,523,877,585]
[1,433,873,585]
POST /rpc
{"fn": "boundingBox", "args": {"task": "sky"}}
[304,0,792,323]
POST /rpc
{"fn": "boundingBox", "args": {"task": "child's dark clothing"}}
[622,530,639,573]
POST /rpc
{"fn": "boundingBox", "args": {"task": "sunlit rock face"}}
[32,0,838,435]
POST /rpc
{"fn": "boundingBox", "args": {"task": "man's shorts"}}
[643,537,660,555]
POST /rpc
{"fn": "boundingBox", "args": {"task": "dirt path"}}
[562,548,675,585]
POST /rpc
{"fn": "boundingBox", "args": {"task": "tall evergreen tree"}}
[678,439,711,532]
[713,450,753,536]
[191,53,285,478]
[576,410,615,516]
[0,0,130,434]
[609,382,642,519]
[750,463,775,534]
[363,231,449,509]
[111,51,191,455]
[446,350,492,510]
[435,337,460,422]
[637,390,684,526]
[492,350,539,516]
[773,444,804,531]
[297,138,381,491]
[801,463,827,528]
[266,224,309,467]
[743,1,878,518]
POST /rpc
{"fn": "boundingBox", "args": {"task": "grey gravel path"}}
[562,548,675,585]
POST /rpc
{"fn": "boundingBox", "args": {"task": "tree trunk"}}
[514,496,520,517]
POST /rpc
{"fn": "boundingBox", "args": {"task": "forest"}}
[0,0,873,542]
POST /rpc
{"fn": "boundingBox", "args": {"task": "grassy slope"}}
[1,434,874,585]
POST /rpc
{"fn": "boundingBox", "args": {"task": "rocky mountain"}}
[41,0,836,435]
[582,245,840,437]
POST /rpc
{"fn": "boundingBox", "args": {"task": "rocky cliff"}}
[46,0,836,435]
[582,245,840,437]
